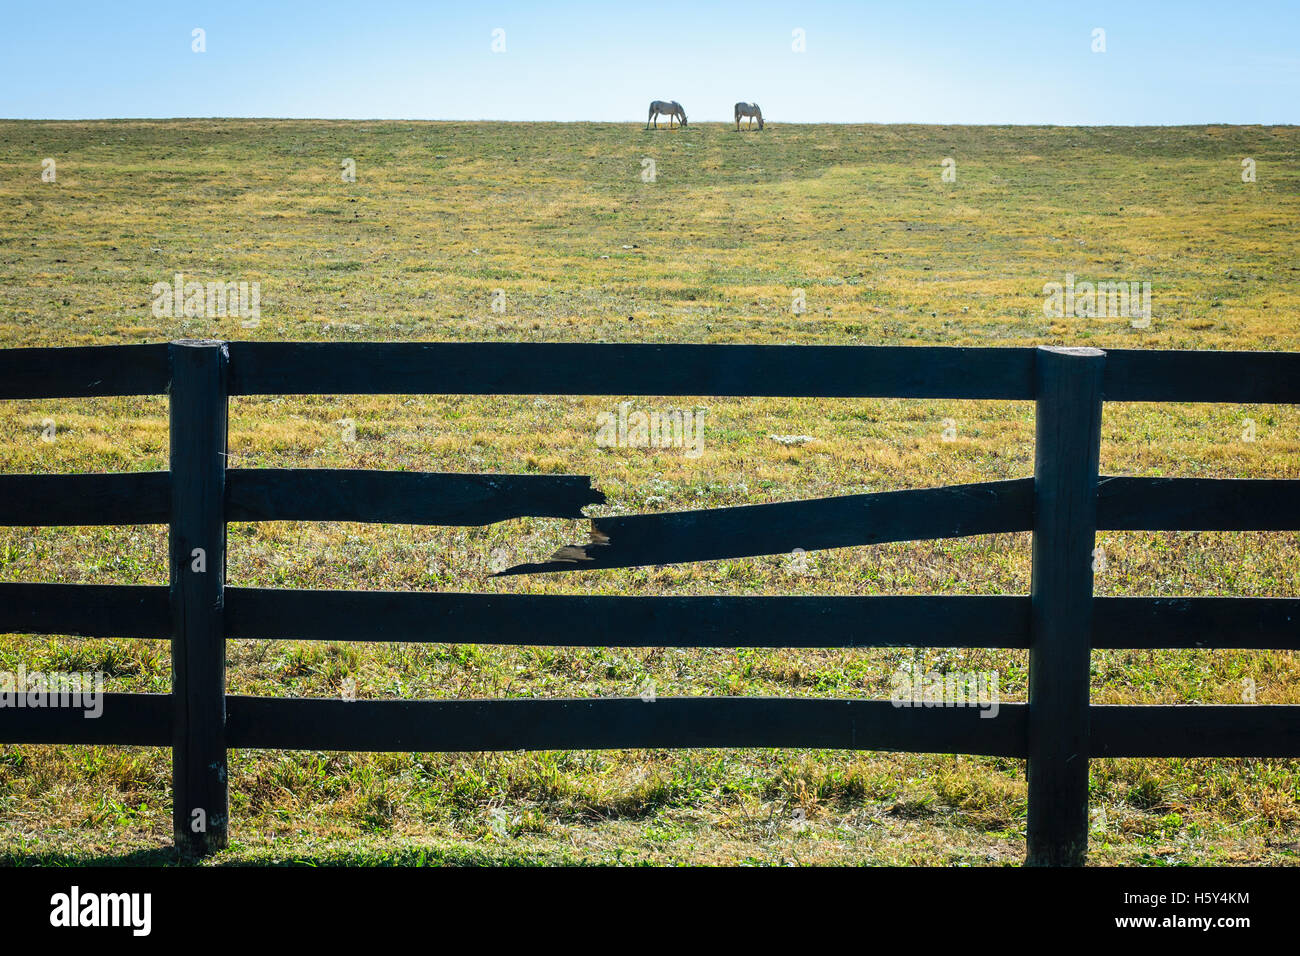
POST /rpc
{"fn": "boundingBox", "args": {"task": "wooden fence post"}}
[169,339,229,854]
[1027,346,1104,866]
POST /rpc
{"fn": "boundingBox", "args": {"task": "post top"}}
[1037,345,1106,358]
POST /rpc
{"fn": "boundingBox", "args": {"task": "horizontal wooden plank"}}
[225,588,1031,648]
[0,692,171,745]
[499,478,1034,574]
[2,343,1295,403]
[1097,477,1300,530]
[227,342,1037,398]
[3,472,1290,538]
[1093,597,1300,649]
[0,583,170,638]
[226,469,603,525]
[226,695,1026,755]
[1103,349,1300,404]
[0,344,171,400]
[13,693,1283,758]
[1090,705,1300,757]
[0,472,169,526]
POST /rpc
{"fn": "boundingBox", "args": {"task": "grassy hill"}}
[1,120,1297,865]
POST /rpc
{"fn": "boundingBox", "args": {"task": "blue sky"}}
[2,1,1297,123]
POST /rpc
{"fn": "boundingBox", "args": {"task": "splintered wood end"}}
[494,524,610,576]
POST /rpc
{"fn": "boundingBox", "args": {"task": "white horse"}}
[734,102,763,130]
[646,101,687,129]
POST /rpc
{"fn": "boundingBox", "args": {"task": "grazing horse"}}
[734,102,763,130]
[646,101,687,129]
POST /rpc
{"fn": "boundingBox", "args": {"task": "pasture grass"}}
[0,119,1298,865]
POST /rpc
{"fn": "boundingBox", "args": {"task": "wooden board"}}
[0,472,169,526]
[225,587,1031,648]
[0,583,169,638]
[226,469,603,524]
[1103,349,1300,404]
[1091,705,1300,757]
[0,692,171,745]
[499,478,1034,574]
[227,341,1037,398]
[1097,477,1300,530]
[0,344,170,399]
[1093,597,1300,649]
[226,695,1027,756]
[1,342,1295,404]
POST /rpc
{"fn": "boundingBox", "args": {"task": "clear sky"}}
[2,0,1297,124]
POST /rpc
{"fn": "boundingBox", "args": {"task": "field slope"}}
[0,120,1297,865]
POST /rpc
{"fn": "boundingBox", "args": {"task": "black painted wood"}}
[227,342,1036,398]
[168,340,229,854]
[226,695,1027,756]
[1103,349,1300,404]
[499,478,1034,575]
[224,588,1031,648]
[1027,346,1104,867]
[1,342,1293,404]
[226,469,603,525]
[0,344,171,399]
[1093,597,1300,649]
[5,338,1300,869]
[0,472,169,526]
[0,692,172,745]
[1090,705,1300,757]
[1097,477,1300,530]
[0,583,170,638]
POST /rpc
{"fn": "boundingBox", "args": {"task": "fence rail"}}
[2,471,1293,532]
[1,339,1297,864]
[5,341,1300,402]
[4,583,1299,651]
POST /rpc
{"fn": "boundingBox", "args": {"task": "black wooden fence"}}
[1,340,1297,865]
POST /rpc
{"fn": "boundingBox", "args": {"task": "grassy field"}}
[0,119,1298,866]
